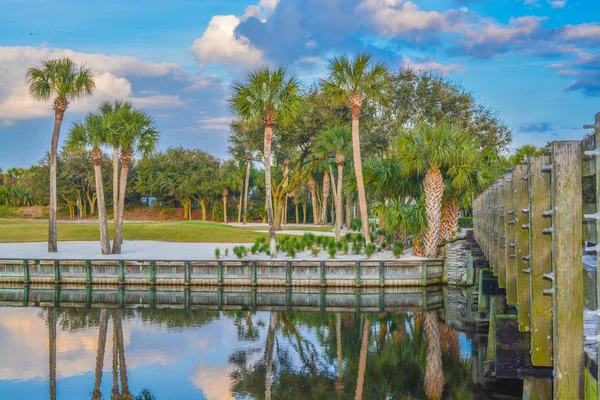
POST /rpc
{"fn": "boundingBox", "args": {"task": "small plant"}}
[344,232,353,241]
[392,242,405,258]
[225,248,229,257]
[356,233,364,243]
[250,244,259,255]
[243,246,248,256]
[259,244,269,253]
[343,241,349,255]
[365,244,376,258]
[289,247,297,258]
[336,241,343,251]
[350,218,362,231]
[233,246,245,259]
[354,241,363,255]
[328,246,337,259]
[312,247,320,257]
[316,236,324,245]
[215,248,220,259]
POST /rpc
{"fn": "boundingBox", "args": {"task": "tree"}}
[508,144,549,165]
[26,57,95,252]
[229,66,304,257]
[67,113,112,254]
[110,105,158,254]
[315,127,352,240]
[322,53,388,245]
[396,123,468,257]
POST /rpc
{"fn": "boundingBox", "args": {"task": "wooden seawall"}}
[0,258,444,287]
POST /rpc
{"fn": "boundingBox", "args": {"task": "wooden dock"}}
[0,258,444,287]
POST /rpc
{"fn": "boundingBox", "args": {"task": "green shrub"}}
[356,233,364,243]
[344,232,353,241]
[289,247,296,258]
[225,248,229,257]
[311,247,320,257]
[354,241,363,255]
[233,246,245,259]
[343,241,349,255]
[350,218,362,231]
[328,246,336,259]
[214,248,220,259]
[365,244,376,258]
[392,242,405,258]
[458,217,473,228]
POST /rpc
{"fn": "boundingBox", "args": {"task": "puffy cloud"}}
[358,0,469,40]
[260,0,280,13]
[189,15,263,69]
[402,56,467,75]
[550,53,600,97]
[562,23,600,44]
[198,116,231,131]
[549,0,566,8]
[0,45,193,122]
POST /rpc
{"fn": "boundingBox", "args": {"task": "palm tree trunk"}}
[265,311,277,400]
[237,185,243,223]
[274,195,284,231]
[112,146,119,224]
[92,309,109,400]
[284,195,288,225]
[440,199,450,241]
[48,308,57,400]
[92,148,111,255]
[351,113,371,244]
[447,197,460,237]
[112,152,132,254]
[295,202,299,224]
[335,162,344,241]
[48,111,64,253]
[346,198,352,229]
[223,191,228,223]
[302,202,307,224]
[335,313,343,393]
[320,172,330,225]
[264,125,277,257]
[424,311,443,400]
[423,166,444,258]
[243,158,251,224]
[355,318,370,400]
[115,309,130,397]
[309,177,318,225]
[112,312,119,398]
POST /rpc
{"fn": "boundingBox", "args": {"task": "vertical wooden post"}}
[217,288,223,311]
[54,260,60,284]
[23,259,29,284]
[149,261,156,285]
[379,261,385,287]
[493,182,500,277]
[184,261,191,286]
[355,261,361,287]
[522,378,553,400]
[514,164,531,332]
[421,260,428,286]
[85,285,91,308]
[118,260,125,285]
[505,171,518,305]
[149,286,156,309]
[286,288,292,312]
[528,155,553,367]
[551,141,583,400]
[320,261,326,287]
[217,261,223,286]
[497,180,507,289]
[251,261,257,286]
[285,261,291,286]
[85,260,92,285]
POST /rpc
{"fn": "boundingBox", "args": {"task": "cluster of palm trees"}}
[26,58,158,254]
[230,53,386,256]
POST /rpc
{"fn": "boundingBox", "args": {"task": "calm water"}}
[0,288,500,400]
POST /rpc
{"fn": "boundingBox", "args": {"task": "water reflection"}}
[0,292,485,399]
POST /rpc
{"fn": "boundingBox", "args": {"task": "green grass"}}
[0,219,269,243]
[0,206,19,218]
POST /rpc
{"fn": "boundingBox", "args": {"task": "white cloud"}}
[562,23,600,42]
[549,0,566,8]
[467,16,544,45]
[198,116,231,131]
[0,45,189,122]
[259,0,279,13]
[189,15,263,69]
[402,56,467,76]
[357,0,467,38]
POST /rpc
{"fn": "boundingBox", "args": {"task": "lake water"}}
[0,287,514,399]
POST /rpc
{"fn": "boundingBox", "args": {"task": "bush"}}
[214,248,220,259]
[365,244,376,258]
[328,246,337,259]
[233,246,245,259]
[288,247,296,258]
[350,218,362,231]
[225,248,229,257]
[458,217,473,228]
[344,232,353,241]
[311,247,320,257]
[392,242,405,258]
[354,241,363,255]
[343,241,349,255]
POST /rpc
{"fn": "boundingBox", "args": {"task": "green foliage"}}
[26,57,95,103]
[288,247,296,258]
[392,242,405,258]
[350,218,362,231]
[233,245,246,259]
[458,217,473,228]
[365,243,376,258]
[311,247,320,257]
[343,241,349,255]
[328,245,336,259]
[354,240,363,255]
[214,248,220,259]
[508,144,549,165]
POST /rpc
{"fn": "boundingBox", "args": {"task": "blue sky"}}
[0,0,598,169]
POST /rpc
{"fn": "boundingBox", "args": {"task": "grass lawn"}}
[0,219,270,243]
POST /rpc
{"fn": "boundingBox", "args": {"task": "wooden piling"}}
[528,156,553,367]
[504,171,518,305]
[551,141,583,400]
[514,164,532,332]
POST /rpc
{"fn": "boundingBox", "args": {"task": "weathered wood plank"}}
[551,141,584,400]
[514,164,532,332]
[498,180,507,289]
[505,171,518,306]
[522,378,553,400]
[528,155,553,367]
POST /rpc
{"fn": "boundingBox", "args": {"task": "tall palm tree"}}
[243,158,252,224]
[92,309,109,400]
[48,308,57,400]
[99,100,132,228]
[229,66,304,257]
[67,114,112,254]
[355,317,371,400]
[265,311,277,400]
[321,53,388,245]
[315,127,352,240]
[26,57,95,252]
[308,175,319,226]
[396,123,465,257]
[423,311,444,400]
[110,106,158,254]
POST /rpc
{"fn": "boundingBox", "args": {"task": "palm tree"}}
[99,100,132,228]
[229,66,304,257]
[110,106,158,254]
[48,308,57,400]
[67,114,112,254]
[92,309,109,400]
[315,127,352,240]
[355,317,371,400]
[423,311,444,400]
[321,53,388,245]
[308,175,319,225]
[395,123,465,257]
[243,158,252,224]
[26,57,95,252]
[265,311,277,400]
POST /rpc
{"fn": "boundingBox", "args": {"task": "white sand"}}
[0,241,425,261]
